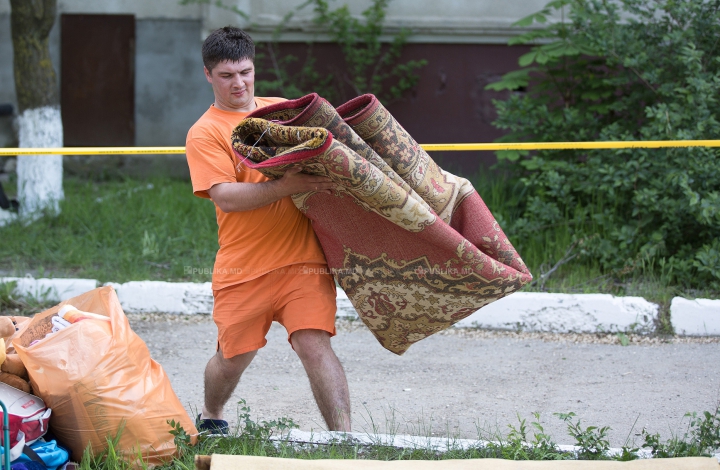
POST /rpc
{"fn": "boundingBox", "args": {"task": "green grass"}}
[0,279,55,316]
[0,176,218,284]
[5,176,717,467]
[77,402,720,468]
[1,174,716,308]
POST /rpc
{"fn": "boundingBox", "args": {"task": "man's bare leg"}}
[291,329,351,432]
[202,348,257,419]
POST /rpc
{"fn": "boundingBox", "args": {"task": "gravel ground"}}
[128,314,720,448]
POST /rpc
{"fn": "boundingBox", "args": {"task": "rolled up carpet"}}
[250,93,530,277]
[337,94,530,277]
[246,93,429,209]
[231,117,532,355]
[337,94,475,225]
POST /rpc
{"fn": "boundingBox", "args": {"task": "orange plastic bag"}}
[14,286,197,465]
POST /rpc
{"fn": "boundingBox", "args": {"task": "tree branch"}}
[531,239,581,290]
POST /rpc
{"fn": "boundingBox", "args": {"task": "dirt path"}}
[128,315,720,448]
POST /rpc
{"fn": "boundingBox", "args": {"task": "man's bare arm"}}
[208,166,335,212]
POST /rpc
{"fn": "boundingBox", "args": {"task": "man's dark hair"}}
[202,26,255,72]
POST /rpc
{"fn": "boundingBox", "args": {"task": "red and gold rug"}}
[234,95,532,355]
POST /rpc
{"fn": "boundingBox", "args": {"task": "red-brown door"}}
[61,14,135,146]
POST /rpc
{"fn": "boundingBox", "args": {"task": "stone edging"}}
[1,277,718,336]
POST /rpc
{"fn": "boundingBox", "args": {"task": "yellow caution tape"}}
[1,140,719,156]
[0,147,187,156]
[421,140,720,151]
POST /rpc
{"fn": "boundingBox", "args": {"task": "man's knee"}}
[212,348,257,375]
[291,329,333,361]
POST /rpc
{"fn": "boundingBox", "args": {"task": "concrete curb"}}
[1,276,718,336]
[0,276,99,301]
[444,292,655,334]
[339,290,659,334]
[670,297,720,336]
[105,280,214,315]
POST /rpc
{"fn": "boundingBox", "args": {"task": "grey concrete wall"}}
[127,18,215,180]
[2,15,213,179]
[199,0,558,44]
[1,16,212,147]
[135,19,214,147]
[0,0,556,43]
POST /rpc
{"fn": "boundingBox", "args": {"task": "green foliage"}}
[309,0,427,103]
[78,423,147,470]
[0,280,54,316]
[556,412,610,460]
[252,1,335,100]
[615,446,640,461]
[642,404,720,458]
[254,40,331,100]
[235,398,299,440]
[482,412,567,460]
[84,407,720,468]
[0,281,22,311]
[3,171,707,303]
[168,419,193,458]
[0,177,218,284]
[486,0,720,289]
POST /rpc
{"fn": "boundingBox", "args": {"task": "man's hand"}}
[208,167,335,213]
[276,166,335,196]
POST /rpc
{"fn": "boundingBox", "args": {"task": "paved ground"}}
[128,314,720,448]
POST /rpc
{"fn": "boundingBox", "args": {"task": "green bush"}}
[308,0,427,104]
[487,0,720,289]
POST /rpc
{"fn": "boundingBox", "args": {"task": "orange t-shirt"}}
[186,97,327,290]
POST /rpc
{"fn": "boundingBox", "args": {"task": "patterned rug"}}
[234,95,532,355]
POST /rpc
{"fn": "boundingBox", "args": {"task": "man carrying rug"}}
[185,26,351,434]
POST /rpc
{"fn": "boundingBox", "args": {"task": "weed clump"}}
[156,404,720,468]
[641,405,720,458]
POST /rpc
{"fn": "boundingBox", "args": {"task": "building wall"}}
[0,1,203,19]
[63,18,214,179]
[135,19,214,147]
[255,41,530,174]
[0,0,557,177]
[207,0,557,43]
[0,0,560,40]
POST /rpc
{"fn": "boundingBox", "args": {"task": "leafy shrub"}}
[641,404,720,458]
[309,0,427,103]
[487,0,720,289]
[556,412,611,460]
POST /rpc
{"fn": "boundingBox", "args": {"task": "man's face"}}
[204,58,255,112]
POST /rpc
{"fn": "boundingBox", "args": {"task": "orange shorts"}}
[212,262,337,358]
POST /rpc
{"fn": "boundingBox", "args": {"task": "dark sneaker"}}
[196,413,229,436]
